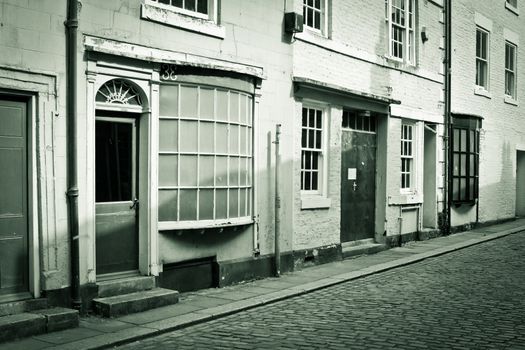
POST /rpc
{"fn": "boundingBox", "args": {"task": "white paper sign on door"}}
[347,168,357,180]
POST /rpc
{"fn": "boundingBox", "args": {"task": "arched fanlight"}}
[96,79,142,106]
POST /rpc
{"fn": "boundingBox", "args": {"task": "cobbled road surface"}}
[119,232,525,349]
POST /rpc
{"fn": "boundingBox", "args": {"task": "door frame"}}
[85,61,158,284]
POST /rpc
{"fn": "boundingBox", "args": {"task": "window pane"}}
[304,172,311,190]
[230,93,240,123]
[180,85,198,118]
[229,189,239,218]
[302,129,307,148]
[197,0,208,14]
[229,124,240,154]
[159,155,178,186]
[216,90,229,121]
[460,129,467,152]
[200,88,215,119]
[453,129,460,152]
[229,157,239,186]
[180,120,198,153]
[240,95,248,124]
[312,172,318,190]
[179,189,197,220]
[216,189,228,219]
[315,130,322,149]
[307,8,313,27]
[200,121,214,153]
[199,155,214,186]
[469,155,475,176]
[199,189,214,220]
[216,156,228,186]
[308,129,315,148]
[453,154,459,176]
[159,85,178,116]
[302,108,308,127]
[180,155,198,186]
[239,188,247,217]
[240,158,248,186]
[216,123,228,153]
[158,190,177,221]
[460,178,467,200]
[314,10,321,30]
[309,108,315,127]
[240,126,248,156]
[453,178,459,201]
[469,179,475,201]
[316,110,322,128]
[185,0,196,11]
[460,154,467,176]
[159,119,178,152]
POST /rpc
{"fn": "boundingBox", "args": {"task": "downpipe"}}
[274,124,282,277]
[443,0,452,235]
[65,0,81,311]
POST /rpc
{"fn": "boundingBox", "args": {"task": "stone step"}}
[0,298,48,317]
[93,288,179,318]
[0,313,46,343]
[342,243,387,259]
[32,307,79,332]
[97,276,156,298]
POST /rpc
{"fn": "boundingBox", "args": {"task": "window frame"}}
[475,26,490,91]
[147,0,217,22]
[303,0,328,35]
[300,104,328,197]
[506,0,519,14]
[505,41,517,100]
[451,118,480,205]
[400,121,415,193]
[386,0,417,65]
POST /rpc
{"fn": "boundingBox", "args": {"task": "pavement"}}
[4,218,525,350]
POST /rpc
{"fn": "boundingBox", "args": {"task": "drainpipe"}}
[274,124,282,277]
[443,0,452,235]
[65,0,81,310]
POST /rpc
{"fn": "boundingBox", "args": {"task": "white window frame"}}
[147,0,218,22]
[505,41,517,100]
[300,104,328,198]
[386,0,416,65]
[400,122,415,193]
[475,27,490,91]
[303,0,328,36]
[506,0,519,14]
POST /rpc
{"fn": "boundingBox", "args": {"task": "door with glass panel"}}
[95,115,139,276]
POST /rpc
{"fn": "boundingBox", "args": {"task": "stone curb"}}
[53,226,525,350]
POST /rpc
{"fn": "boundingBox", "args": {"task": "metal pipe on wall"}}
[65,0,81,311]
[274,124,282,277]
[444,0,452,235]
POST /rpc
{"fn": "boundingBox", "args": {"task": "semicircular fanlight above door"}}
[96,79,143,106]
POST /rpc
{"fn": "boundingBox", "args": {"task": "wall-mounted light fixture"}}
[421,26,429,43]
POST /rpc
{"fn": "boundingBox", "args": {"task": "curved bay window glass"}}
[451,116,480,204]
[158,83,253,229]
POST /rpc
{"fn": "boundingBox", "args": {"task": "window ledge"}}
[505,2,519,15]
[141,3,225,39]
[158,217,253,231]
[388,193,423,205]
[474,87,491,99]
[504,96,518,106]
[301,195,331,210]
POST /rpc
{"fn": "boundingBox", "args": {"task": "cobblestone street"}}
[119,232,525,350]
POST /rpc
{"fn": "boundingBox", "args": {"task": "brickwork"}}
[451,0,525,225]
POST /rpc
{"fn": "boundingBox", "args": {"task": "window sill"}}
[505,2,519,15]
[158,217,253,231]
[141,3,225,39]
[504,96,518,106]
[301,195,331,210]
[474,87,491,99]
[453,199,477,207]
[388,192,423,205]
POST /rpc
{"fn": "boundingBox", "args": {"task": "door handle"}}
[130,198,139,210]
[353,181,357,192]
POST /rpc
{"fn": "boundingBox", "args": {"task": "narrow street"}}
[119,232,525,350]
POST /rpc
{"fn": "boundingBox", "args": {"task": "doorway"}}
[0,97,29,299]
[95,114,139,276]
[516,151,525,217]
[340,110,377,242]
[423,124,437,228]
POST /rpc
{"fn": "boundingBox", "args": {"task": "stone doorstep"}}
[97,276,156,298]
[0,307,79,343]
[93,288,179,318]
[342,243,387,259]
[0,298,48,317]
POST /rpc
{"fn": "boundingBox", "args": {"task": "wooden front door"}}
[0,98,29,298]
[340,130,376,242]
[95,115,139,276]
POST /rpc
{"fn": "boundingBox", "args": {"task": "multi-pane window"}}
[151,0,210,18]
[158,84,253,226]
[342,110,377,133]
[476,27,489,89]
[301,107,324,192]
[387,0,416,64]
[505,41,517,99]
[452,118,480,203]
[401,123,413,190]
[303,0,324,32]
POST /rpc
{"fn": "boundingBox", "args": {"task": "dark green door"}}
[340,130,376,242]
[0,98,29,297]
[95,116,139,276]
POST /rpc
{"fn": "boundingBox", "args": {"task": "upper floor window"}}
[401,122,414,191]
[387,0,416,64]
[301,106,326,194]
[150,0,215,20]
[505,41,517,99]
[476,27,489,90]
[303,0,327,34]
[507,0,518,9]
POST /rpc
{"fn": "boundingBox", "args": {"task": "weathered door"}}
[0,98,29,297]
[95,116,139,276]
[340,130,376,242]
